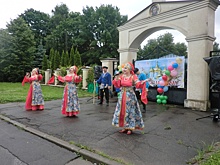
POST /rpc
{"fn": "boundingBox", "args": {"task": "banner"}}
[135,56,185,88]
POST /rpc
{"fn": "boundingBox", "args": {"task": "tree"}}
[5,17,36,82]
[60,50,65,66]
[46,4,71,53]
[80,5,127,65]
[213,42,220,51]
[69,46,74,66]
[33,40,46,68]
[19,8,50,52]
[49,48,55,69]
[53,50,60,70]
[0,29,13,81]
[64,51,69,67]
[74,48,82,67]
[137,32,187,60]
[42,54,48,71]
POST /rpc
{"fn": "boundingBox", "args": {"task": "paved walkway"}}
[0,97,219,165]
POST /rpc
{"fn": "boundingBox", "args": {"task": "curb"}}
[0,114,122,165]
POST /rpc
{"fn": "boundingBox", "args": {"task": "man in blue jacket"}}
[96,66,112,106]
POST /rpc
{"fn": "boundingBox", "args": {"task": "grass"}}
[187,142,220,165]
[0,82,93,103]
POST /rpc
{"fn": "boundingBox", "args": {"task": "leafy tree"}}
[0,29,13,81]
[60,50,65,66]
[53,50,60,70]
[49,48,55,69]
[137,32,187,60]
[74,48,82,67]
[64,51,69,67]
[33,40,46,68]
[46,4,71,53]
[80,5,127,65]
[19,8,50,50]
[5,17,36,82]
[213,42,220,51]
[69,46,74,66]
[42,54,48,71]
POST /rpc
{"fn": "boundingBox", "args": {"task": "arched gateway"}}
[118,0,220,111]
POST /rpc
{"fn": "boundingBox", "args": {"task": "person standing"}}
[22,68,44,111]
[134,68,150,113]
[55,66,82,117]
[112,62,147,135]
[96,66,112,106]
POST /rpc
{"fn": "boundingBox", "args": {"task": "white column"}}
[118,48,138,65]
[184,36,215,111]
[82,68,90,89]
[54,69,61,86]
[44,69,51,85]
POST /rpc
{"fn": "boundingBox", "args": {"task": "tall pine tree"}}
[74,48,82,67]
[6,17,36,82]
[69,46,74,66]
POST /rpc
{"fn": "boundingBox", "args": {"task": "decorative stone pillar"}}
[54,69,61,85]
[82,67,90,89]
[117,48,138,65]
[44,69,51,84]
[100,58,119,90]
[66,69,70,75]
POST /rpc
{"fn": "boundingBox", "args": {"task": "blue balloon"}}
[163,86,169,92]
[157,84,164,88]
[172,63,178,69]
[158,77,162,81]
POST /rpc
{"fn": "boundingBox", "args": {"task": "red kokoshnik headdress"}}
[125,62,135,75]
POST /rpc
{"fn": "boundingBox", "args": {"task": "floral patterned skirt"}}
[61,83,80,116]
[112,87,144,130]
[25,82,44,111]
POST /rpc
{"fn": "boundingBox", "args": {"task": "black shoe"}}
[98,102,103,105]
[106,103,109,106]
[142,109,146,113]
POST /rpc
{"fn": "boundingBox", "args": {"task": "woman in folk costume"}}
[22,68,44,111]
[55,66,82,117]
[112,62,148,135]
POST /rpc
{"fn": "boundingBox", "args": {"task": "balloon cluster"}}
[156,94,168,104]
[156,57,182,104]
[118,64,125,72]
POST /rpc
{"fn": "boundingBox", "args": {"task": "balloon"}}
[162,75,168,81]
[156,95,160,99]
[121,64,125,68]
[164,81,169,86]
[163,86,169,92]
[165,70,170,76]
[157,88,163,94]
[157,99,162,104]
[159,80,165,86]
[172,63,178,69]
[157,84,164,88]
[167,65,174,71]
[171,69,178,77]
[164,96,168,100]
[159,95,164,100]
[176,57,182,64]
[158,77,162,81]
[162,100,167,104]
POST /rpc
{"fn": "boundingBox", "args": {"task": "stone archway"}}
[118,0,220,111]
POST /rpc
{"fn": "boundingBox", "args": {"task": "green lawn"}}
[0,82,93,104]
